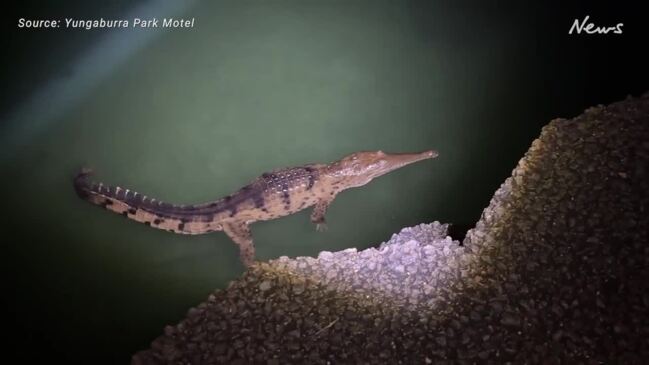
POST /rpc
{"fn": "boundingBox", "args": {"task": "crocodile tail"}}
[73,167,95,199]
[73,168,169,210]
[72,168,222,234]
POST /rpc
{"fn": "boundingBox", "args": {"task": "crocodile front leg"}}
[310,197,335,232]
[223,222,255,267]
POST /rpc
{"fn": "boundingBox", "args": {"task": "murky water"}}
[6,0,635,362]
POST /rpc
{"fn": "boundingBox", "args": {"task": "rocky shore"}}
[133,93,649,364]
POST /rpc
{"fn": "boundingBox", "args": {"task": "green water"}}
[4,0,646,362]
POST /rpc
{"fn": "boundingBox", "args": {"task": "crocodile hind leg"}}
[310,197,335,232]
[223,222,255,267]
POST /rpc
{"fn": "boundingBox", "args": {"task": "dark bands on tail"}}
[72,168,231,223]
[72,168,249,236]
[72,167,236,235]
[73,168,177,212]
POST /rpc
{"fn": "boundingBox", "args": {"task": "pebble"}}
[259,281,272,292]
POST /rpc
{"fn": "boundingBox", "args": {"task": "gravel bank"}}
[133,93,649,364]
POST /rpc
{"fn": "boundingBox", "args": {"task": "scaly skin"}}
[74,150,438,267]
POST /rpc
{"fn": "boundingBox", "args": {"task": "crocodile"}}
[73,150,438,267]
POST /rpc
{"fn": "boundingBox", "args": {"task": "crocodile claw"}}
[316,223,328,232]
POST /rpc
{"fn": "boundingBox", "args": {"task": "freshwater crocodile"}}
[74,150,438,267]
